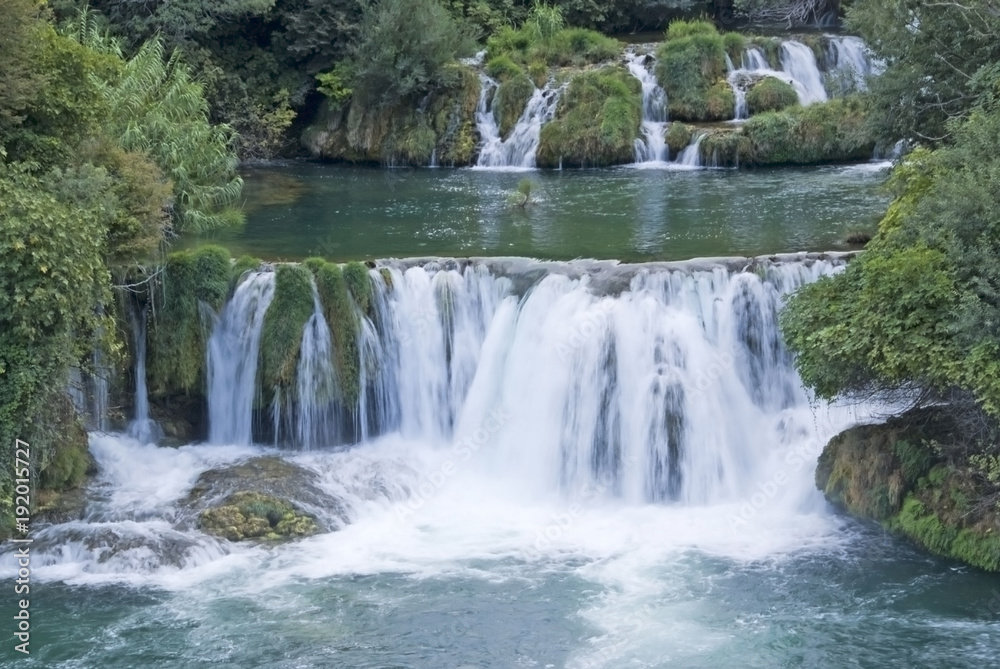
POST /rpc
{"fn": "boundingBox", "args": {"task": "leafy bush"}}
[486,4,619,68]
[485,55,525,80]
[742,98,874,165]
[537,66,641,167]
[495,74,535,137]
[746,76,799,115]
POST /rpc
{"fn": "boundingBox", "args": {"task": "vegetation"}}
[486,4,620,68]
[655,20,732,122]
[259,264,316,399]
[537,66,641,167]
[745,77,798,115]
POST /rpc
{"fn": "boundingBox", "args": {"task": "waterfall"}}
[126,308,163,444]
[294,283,339,450]
[675,133,706,168]
[625,51,669,164]
[779,41,828,105]
[474,75,563,169]
[207,271,276,445]
[826,35,876,92]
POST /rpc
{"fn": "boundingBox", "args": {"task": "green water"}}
[185,162,890,262]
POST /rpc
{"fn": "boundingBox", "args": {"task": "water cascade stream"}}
[625,51,669,164]
[474,75,564,169]
[126,308,162,444]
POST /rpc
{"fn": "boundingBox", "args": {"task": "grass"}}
[742,97,874,165]
[494,73,535,138]
[486,24,620,69]
[537,66,641,168]
[307,259,363,404]
[656,21,731,122]
[665,122,693,155]
[746,77,799,115]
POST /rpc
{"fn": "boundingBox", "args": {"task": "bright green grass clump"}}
[656,20,732,122]
[536,66,641,168]
[306,259,363,405]
[746,77,799,115]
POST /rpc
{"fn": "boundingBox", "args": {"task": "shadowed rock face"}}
[182,456,347,542]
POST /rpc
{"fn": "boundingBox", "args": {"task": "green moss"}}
[656,23,731,122]
[742,98,874,166]
[746,77,799,115]
[700,129,753,167]
[892,439,934,485]
[665,122,693,155]
[722,32,747,63]
[233,255,262,286]
[891,496,958,554]
[37,394,91,492]
[344,261,373,316]
[259,264,315,397]
[952,528,1000,572]
[537,66,641,168]
[495,73,535,138]
[309,260,362,405]
[527,61,548,88]
[149,245,233,396]
[199,491,318,542]
[485,55,524,80]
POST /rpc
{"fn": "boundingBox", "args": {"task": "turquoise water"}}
[185,162,890,262]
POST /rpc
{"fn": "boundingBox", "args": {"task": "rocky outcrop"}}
[182,456,344,542]
[817,408,1000,571]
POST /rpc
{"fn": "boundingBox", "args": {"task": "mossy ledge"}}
[817,407,1000,571]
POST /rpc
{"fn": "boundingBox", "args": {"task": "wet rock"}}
[200,491,318,542]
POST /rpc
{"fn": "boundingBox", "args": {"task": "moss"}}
[656,21,730,123]
[749,36,782,68]
[259,264,315,397]
[746,77,799,115]
[232,255,262,286]
[148,245,233,397]
[722,32,747,64]
[343,261,373,316]
[485,55,524,80]
[528,61,548,88]
[742,98,875,166]
[952,528,1000,572]
[199,491,318,542]
[309,260,362,405]
[37,394,92,492]
[705,81,736,121]
[536,66,641,168]
[665,122,693,155]
[891,496,958,554]
[495,73,535,138]
[700,128,753,167]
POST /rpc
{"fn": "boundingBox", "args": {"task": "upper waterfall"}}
[474,75,563,169]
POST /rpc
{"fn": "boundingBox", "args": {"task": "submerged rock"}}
[200,491,318,542]
[817,408,1000,571]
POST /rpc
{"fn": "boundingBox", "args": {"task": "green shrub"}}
[665,19,718,40]
[485,6,620,69]
[742,98,874,165]
[746,77,799,115]
[537,67,641,168]
[722,32,747,63]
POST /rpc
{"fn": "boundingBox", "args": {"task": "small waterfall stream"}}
[126,308,162,444]
[779,40,828,105]
[474,75,563,169]
[625,51,669,164]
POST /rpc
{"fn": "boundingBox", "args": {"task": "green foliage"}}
[0,0,47,141]
[742,98,874,165]
[892,497,958,555]
[233,255,263,284]
[656,21,730,122]
[149,246,233,396]
[722,31,746,63]
[745,77,799,115]
[495,74,536,137]
[259,264,316,395]
[348,0,476,110]
[80,33,244,233]
[486,4,619,68]
[343,261,373,316]
[511,177,537,207]
[315,66,353,108]
[485,55,525,80]
[847,0,1000,145]
[537,66,641,167]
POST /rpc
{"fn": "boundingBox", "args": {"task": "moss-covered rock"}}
[303,65,481,167]
[818,408,1000,571]
[746,77,799,115]
[494,73,535,138]
[306,259,363,405]
[666,122,694,155]
[742,97,875,166]
[200,491,318,542]
[655,20,731,122]
[259,264,315,398]
[536,66,641,168]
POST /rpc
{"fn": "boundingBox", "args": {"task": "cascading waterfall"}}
[474,75,563,169]
[207,272,276,445]
[625,51,669,164]
[675,133,706,168]
[126,308,163,444]
[779,41,828,105]
[196,255,854,506]
[826,35,877,92]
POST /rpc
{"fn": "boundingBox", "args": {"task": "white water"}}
[207,272,276,445]
[780,41,829,105]
[293,283,339,450]
[826,35,877,91]
[675,133,706,168]
[625,52,669,164]
[474,75,563,170]
[126,308,162,444]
